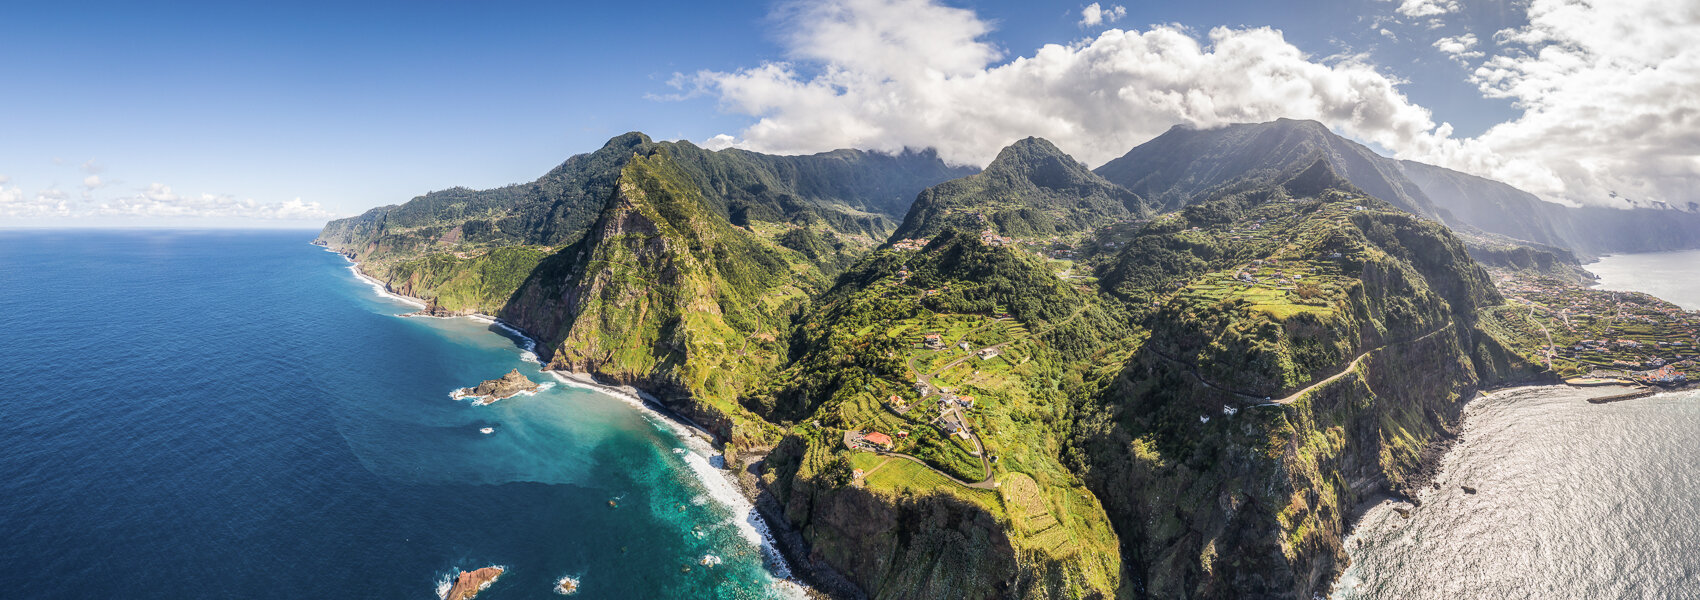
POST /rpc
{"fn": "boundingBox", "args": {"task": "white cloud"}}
[80,159,104,174]
[1432,33,1483,64]
[701,133,739,151]
[2,179,337,222]
[1396,0,1460,18]
[1079,3,1127,27]
[688,0,1698,209]
[1379,28,1398,41]
[88,186,338,220]
[83,175,103,189]
[0,186,72,218]
[1436,0,1700,207]
[0,174,10,185]
[694,0,1448,169]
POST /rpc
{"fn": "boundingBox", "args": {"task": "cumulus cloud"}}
[685,0,1698,209]
[1396,0,1460,18]
[1432,0,1700,207]
[1432,33,1483,64]
[2,178,337,222]
[0,186,71,218]
[692,0,1449,169]
[83,175,103,190]
[82,184,338,220]
[1079,3,1126,27]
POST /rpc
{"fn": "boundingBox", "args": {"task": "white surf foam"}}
[331,249,804,596]
[546,371,809,596]
[553,575,581,596]
[434,573,453,600]
[338,258,425,308]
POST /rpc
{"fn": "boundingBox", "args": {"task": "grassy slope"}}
[892,137,1147,240]
[754,231,1128,599]
[1073,185,1543,598]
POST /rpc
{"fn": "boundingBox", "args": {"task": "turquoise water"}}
[1333,250,1700,598]
[0,230,796,599]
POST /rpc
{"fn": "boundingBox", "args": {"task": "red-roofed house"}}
[864,432,893,447]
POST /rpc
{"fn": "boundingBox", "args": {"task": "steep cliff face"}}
[501,149,804,446]
[1073,184,1543,598]
[1399,158,1700,256]
[314,132,1575,600]
[760,437,1027,600]
[1093,119,1441,219]
[746,230,1129,600]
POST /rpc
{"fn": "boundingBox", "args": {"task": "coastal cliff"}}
[1073,184,1546,598]
[314,132,1566,600]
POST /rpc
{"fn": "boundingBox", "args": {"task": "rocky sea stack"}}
[456,369,540,405]
[444,566,503,600]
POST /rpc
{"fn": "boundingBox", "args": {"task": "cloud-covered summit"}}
[686,0,1699,210]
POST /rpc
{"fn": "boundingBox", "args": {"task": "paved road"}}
[1159,319,1456,406]
[843,429,997,489]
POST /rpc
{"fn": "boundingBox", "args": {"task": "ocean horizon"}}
[0,229,801,599]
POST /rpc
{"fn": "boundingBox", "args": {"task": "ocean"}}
[0,230,798,599]
[1333,251,1700,598]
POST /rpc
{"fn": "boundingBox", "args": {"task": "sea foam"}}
[338,247,804,596]
[548,371,808,596]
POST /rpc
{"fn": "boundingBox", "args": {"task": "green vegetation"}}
[1487,270,1698,381]
[317,132,1573,600]
[384,246,551,313]
[892,137,1149,240]
[1071,171,1539,599]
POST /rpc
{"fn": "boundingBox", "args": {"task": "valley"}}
[315,120,1700,600]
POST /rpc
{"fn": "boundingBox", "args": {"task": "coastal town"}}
[1490,270,1697,388]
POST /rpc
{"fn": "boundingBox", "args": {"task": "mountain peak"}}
[1282,158,1360,198]
[986,136,1072,170]
[891,138,1147,240]
[1094,118,1439,217]
[602,131,654,151]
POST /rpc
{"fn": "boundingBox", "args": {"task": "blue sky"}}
[3,0,1692,226]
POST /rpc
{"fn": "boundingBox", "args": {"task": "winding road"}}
[1158,318,1457,407]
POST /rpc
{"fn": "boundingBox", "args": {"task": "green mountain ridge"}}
[892,137,1150,240]
[1094,119,1442,220]
[1397,158,1700,256]
[316,128,1571,600]
[1076,176,1542,598]
[1091,117,1700,258]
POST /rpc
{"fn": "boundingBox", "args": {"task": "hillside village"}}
[1491,270,1697,386]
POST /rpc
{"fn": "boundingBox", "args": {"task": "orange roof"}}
[864,432,893,446]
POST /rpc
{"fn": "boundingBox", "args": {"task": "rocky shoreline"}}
[454,368,540,405]
[443,566,503,600]
[338,253,844,599]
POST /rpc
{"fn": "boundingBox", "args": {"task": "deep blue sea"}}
[0,230,796,599]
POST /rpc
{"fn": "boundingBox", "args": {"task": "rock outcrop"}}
[456,369,539,405]
[445,566,503,600]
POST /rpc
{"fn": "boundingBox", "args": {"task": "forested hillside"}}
[317,129,1558,600]
[892,137,1149,240]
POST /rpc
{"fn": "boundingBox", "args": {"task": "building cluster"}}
[892,238,930,251]
[979,229,1015,247]
[1496,270,1700,382]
